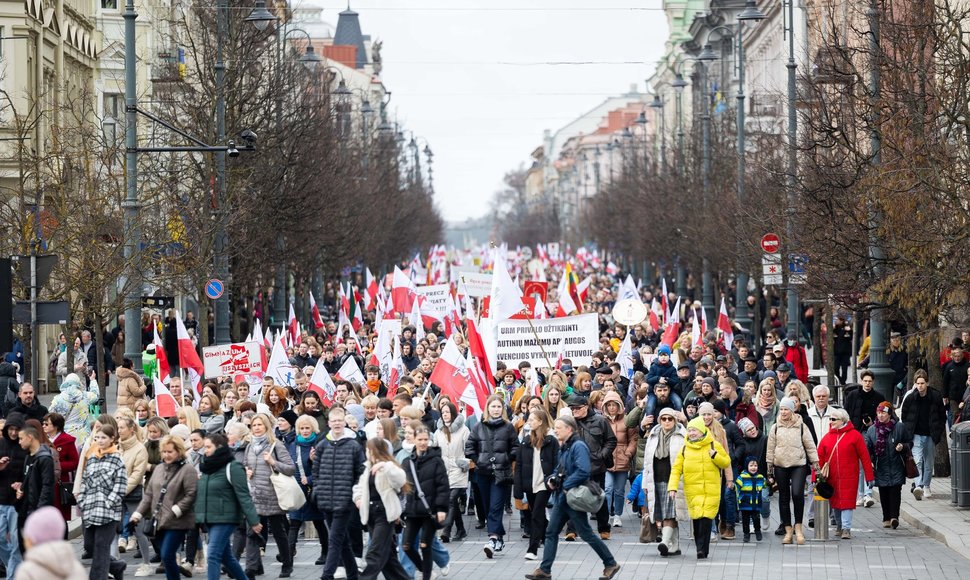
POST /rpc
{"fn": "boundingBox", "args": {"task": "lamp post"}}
[212,0,230,344]
[649,95,665,174]
[423,144,434,192]
[783,0,800,341]
[122,0,141,367]
[734,0,767,338]
[697,42,718,323]
[671,68,689,299]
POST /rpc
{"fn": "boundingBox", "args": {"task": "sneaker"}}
[600,564,621,580]
[356,557,366,571]
[924,489,933,499]
[494,539,505,553]
[439,564,451,577]
[524,552,537,560]
[856,497,865,507]
[484,538,497,559]
[864,495,875,508]
[913,486,924,500]
[564,532,576,542]
[525,569,552,580]
[127,537,138,552]
[841,529,851,540]
[134,564,154,577]
[761,516,770,530]
[178,561,193,577]
[334,567,347,579]
[612,515,622,528]
[118,538,127,553]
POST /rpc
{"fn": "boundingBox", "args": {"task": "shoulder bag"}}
[816,433,846,500]
[560,444,606,514]
[269,444,306,512]
[59,472,77,507]
[143,465,181,538]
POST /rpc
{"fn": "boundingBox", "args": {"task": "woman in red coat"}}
[43,412,80,522]
[816,407,873,540]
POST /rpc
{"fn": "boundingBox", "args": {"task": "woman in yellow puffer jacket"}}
[667,417,730,560]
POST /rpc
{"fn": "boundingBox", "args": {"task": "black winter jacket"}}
[0,420,27,505]
[943,359,970,402]
[575,411,617,476]
[465,418,518,477]
[720,416,747,472]
[401,447,449,517]
[844,385,882,432]
[311,433,365,513]
[513,434,559,500]
[900,387,947,444]
[20,446,56,517]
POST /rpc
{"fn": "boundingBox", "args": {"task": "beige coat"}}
[767,413,819,468]
[116,367,147,410]
[352,460,407,523]
[120,435,149,496]
[15,540,87,579]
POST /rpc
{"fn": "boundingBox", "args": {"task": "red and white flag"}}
[335,356,365,386]
[717,296,734,347]
[431,338,487,418]
[364,268,379,311]
[307,359,337,408]
[153,377,180,418]
[392,266,418,315]
[660,321,680,350]
[648,298,661,332]
[287,304,298,346]
[387,338,407,399]
[410,297,427,341]
[310,291,324,330]
[691,308,702,347]
[488,254,525,326]
[153,327,170,384]
[606,261,619,276]
[265,335,295,388]
[464,294,495,387]
[176,313,203,403]
[661,278,669,323]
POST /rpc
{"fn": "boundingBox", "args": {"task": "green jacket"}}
[194,460,259,527]
[142,350,157,383]
[625,406,648,473]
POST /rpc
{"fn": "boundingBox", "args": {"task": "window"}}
[102,0,118,10]
[104,93,121,118]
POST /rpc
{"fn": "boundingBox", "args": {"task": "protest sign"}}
[202,341,265,378]
[494,313,598,368]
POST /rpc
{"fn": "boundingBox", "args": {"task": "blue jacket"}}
[553,434,590,503]
[735,471,765,511]
[627,473,646,506]
[646,360,679,389]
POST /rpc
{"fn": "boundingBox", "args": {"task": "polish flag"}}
[364,268,379,311]
[606,261,619,276]
[717,296,734,347]
[410,297,427,341]
[432,338,487,417]
[307,359,337,408]
[392,266,418,315]
[287,304,298,345]
[262,324,272,352]
[153,327,170,384]
[691,309,702,347]
[661,278,669,323]
[386,338,406,399]
[176,313,203,402]
[577,276,592,303]
[488,254,525,325]
[335,356,365,386]
[660,321,680,350]
[464,294,494,387]
[555,268,579,317]
[648,298,661,332]
[310,291,325,330]
[153,377,180,418]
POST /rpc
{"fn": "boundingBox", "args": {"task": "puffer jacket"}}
[434,416,471,489]
[766,413,819,469]
[199,412,226,435]
[465,417,518,478]
[513,433,558,500]
[48,374,100,444]
[603,392,636,472]
[119,435,149,496]
[135,459,198,530]
[245,438,296,516]
[13,540,87,579]
[0,418,28,505]
[668,418,731,519]
[575,410,617,476]
[817,423,873,510]
[551,434,590,504]
[115,367,147,411]
[646,359,679,388]
[194,449,260,527]
[311,430,366,513]
[402,447,450,518]
[353,460,407,524]
[20,445,56,516]
[864,419,912,487]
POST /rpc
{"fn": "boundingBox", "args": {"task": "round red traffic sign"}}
[761,233,780,253]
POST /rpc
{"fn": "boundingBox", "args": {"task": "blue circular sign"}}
[205,279,225,300]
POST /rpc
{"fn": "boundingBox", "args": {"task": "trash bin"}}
[950,422,970,507]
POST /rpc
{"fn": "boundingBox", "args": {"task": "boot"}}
[287,525,300,560]
[782,526,793,545]
[794,523,805,545]
[669,524,682,556]
[658,527,672,556]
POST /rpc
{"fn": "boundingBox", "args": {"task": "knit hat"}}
[657,344,672,356]
[23,506,65,546]
[697,402,715,416]
[877,401,893,414]
[279,409,299,427]
[687,417,708,435]
[738,417,756,433]
[344,403,366,427]
[60,373,82,392]
[712,399,728,415]
[779,397,797,412]
[701,377,718,390]
[745,455,760,468]
[4,412,26,430]
[658,407,678,420]
[170,424,191,441]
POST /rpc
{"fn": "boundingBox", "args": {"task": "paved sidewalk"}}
[898,477,970,560]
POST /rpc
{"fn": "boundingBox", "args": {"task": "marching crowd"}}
[0,269,965,580]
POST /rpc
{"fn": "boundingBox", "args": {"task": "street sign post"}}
[763,253,782,285]
[761,233,780,253]
[205,279,225,300]
[789,254,808,285]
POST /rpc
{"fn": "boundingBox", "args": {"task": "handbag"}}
[565,480,606,513]
[59,476,77,507]
[903,448,919,479]
[639,513,657,543]
[143,465,181,538]
[819,433,847,481]
[269,446,306,512]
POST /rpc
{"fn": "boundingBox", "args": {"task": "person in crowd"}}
[14,506,86,579]
[48,371,101,448]
[177,406,204,433]
[354,438,411,580]
[643,407,686,557]
[42,412,80,522]
[899,369,946,500]
[275,409,298,447]
[195,433,262,580]
[755,379,779,436]
[129,434,198,579]
[942,341,969,425]
[525,415,620,580]
[198,393,226,434]
[5,382,48,422]
[513,408,558,561]
[244,413,296,577]
[766,397,819,545]
[116,415,151,565]
[735,457,766,542]
[16,424,56,525]
[116,358,148,412]
[816,407,873,539]
[400,425,449,580]
[435,401,470,543]
[667,417,730,560]
[78,424,128,580]
[844,370,881,506]
[602,391,635,528]
[134,400,153,428]
[465,394,518,557]
[865,401,912,530]
[313,406,366,580]
[562,393,616,541]
[285,415,328,565]
[0,412,27,576]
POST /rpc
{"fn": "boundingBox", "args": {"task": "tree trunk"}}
[94,313,106,404]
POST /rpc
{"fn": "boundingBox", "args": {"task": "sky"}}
[306,0,671,222]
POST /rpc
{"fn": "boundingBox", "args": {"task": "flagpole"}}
[524,314,554,369]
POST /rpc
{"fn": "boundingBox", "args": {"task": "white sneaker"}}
[118,538,127,553]
[913,486,924,500]
[134,564,154,577]
[356,557,366,571]
[924,489,932,499]
[524,552,537,560]
[612,515,622,528]
[856,497,865,507]
[334,567,348,579]
[864,495,875,508]
[439,563,451,576]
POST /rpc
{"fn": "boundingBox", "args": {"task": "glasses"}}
[828,418,839,422]
[660,417,675,422]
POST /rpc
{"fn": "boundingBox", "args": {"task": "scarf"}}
[296,432,317,445]
[654,426,674,460]
[137,417,148,428]
[366,379,382,394]
[251,434,270,456]
[758,391,775,410]
[875,419,895,457]
[87,443,118,459]
[199,445,233,475]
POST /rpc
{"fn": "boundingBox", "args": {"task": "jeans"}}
[604,471,628,517]
[160,529,188,580]
[399,531,449,577]
[858,463,874,498]
[206,523,248,580]
[361,506,409,580]
[322,510,358,580]
[912,434,935,489]
[122,500,151,558]
[832,508,854,530]
[0,505,21,577]
[645,393,682,419]
[403,516,437,580]
[475,472,509,538]
[539,495,616,574]
[88,522,120,580]
[761,486,771,519]
[720,479,738,527]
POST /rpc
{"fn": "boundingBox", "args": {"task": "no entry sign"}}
[761,233,780,253]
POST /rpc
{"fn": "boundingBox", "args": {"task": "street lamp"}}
[697,42,718,324]
[669,65,690,299]
[649,94,665,174]
[782,0,800,343]
[423,144,434,192]
[244,0,277,31]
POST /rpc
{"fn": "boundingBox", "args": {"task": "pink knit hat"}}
[23,506,66,545]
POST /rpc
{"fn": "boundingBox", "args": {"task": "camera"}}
[240,129,257,144]
[545,473,561,490]
[226,141,239,158]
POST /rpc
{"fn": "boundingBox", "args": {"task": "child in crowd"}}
[736,456,766,542]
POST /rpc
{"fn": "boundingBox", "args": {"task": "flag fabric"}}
[387,338,406,399]
[335,356,365,386]
[262,324,272,352]
[648,298,661,332]
[606,261,619,276]
[307,359,338,408]
[153,327,170,384]
[577,275,592,303]
[410,298,427,341]
[555,265,580,317]
[617,331,635,379]
[392,266,418,315]
[364,268,378,311]
[661,278,669,323]
[464,295,495,387]
[266,336,296,387]
[287,304,298,346]
[691,308,702,347]
[488,254,525,324]
[660,321,680,350]
[153,377,180,418]
[431,338,486,418]
[717,296,734,347]
[176,313,203,402]
[310,291,324,330]
[619,275,639,301]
